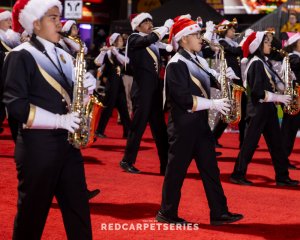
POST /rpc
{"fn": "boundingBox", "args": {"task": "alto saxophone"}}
[60,32,103,148]
[217,43,245,125]
[281,50,300,115]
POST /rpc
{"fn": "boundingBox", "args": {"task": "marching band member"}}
[2,0,96,238]
[119,12,173,174]
[156,16,243,225]
[95,33,131,138]
[0,9,20,137]
[59,19,88,57]
[230,31,299,187]
[213,19,246,148]
[281,33,300,169]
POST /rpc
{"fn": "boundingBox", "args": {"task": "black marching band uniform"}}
[158,48,231,223]
[3,34,92,239]
[281,43,300,168]
[120,19,169,174]
[230,32,298,186]
[96,43,131,138]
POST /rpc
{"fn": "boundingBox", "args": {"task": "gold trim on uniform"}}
[0,40,11,52]
[263,66,276,92]
[37,65,71,109]
[146,47,158,72]
[190,74,209,99]
[192,95,198,112]
[26,104,36,128]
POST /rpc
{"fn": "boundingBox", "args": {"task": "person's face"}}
[70,24,78,37]
[226,27,235,39]
[289,15,297,25]
[136,19,153,34]
[295,39,300,52]
[0,18,12,31]
[266,32,273,42]
[263,36,272,55]
[33,6,62,43]
[182,31,203,53]
[114,36,124,48]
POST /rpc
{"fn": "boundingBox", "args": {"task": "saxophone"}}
[218,43,245,125]
[281,51,300,115]
[60,33,103,148]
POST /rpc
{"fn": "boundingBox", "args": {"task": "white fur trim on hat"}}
[285,33,300,47]
[19,0,62,35]
[174,23,200,42]
[0,11,11,21]
[218,20,230,32]
[109,33,120,46]
[249,31,265,54]
[131,12,152,31]
[61,20,76,33]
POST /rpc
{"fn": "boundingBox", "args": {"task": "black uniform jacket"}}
[245,56,277,118]
[166,49,214,128]
[2,41,74,127]
[127,31,161,92]
[219,38,243,83]
[289,52,300,84]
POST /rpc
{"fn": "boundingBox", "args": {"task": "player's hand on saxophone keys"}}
[83,72,97,94]
[210,98,231,115]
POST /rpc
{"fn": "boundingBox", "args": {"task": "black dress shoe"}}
[215,142,223,148]
[156,211,188,225]
[119,161,141,174]
[230,176,253,186]
[95,132,107,138]
[288,163,298,170]
[0,127,3,134]
[160,166,166,176]
[276,178,299,187]
[210,212,243,226]
[87,189,100,200]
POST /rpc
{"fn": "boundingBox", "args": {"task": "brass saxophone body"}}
[60,33,103,148]
[281,51,300,115]
[218,43,245,125]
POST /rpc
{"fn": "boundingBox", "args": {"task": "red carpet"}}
[1,111,300,240]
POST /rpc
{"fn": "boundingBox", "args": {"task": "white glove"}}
[111,47,119,55]
[164,19,174,30]
[29,106,80,133]
[264,91,291,105]
[83,72,96,94]
[195,97,230,115]
[203,21,215,42]
[226,67,240,80]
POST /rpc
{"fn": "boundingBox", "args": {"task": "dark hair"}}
[218,26,236,38]
[248,34,267,61]
[283,40,298,53]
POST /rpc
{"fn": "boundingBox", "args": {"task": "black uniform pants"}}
[13,130,92,240]
[231,103,289,181]
[122,84,168,169]
[213,92,247,147]
[97,77,131,136]
[281,112,300,159]
[160,113,228,219]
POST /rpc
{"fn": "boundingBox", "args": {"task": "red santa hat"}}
[61,20,76,33]
[284,33,300,47]
[12,0,62,35]
[168,17,200,44]
[109,33,120,46]
[0,9,11,22]
[240,31,265,64]
[130,12,152,31]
